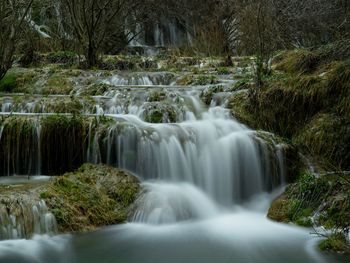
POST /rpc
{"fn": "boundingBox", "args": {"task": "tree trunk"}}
[0,67,7,81]
[86,43,98,68]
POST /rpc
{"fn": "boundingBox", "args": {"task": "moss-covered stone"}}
[227,90,256,128]
[41,164,140,233]
[80,83,113,96]
[319,234,350,254]
[268,171,350,253]
[200,85,224,105]
[177,74,218,86]
[143,103,178,123]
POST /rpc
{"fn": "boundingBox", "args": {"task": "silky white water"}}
[0,72,346,263]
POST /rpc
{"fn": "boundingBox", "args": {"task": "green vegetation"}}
[0,72,18,92]
[228,41,350,170]
[0,115,106,176]
[42,75,74,95]
[148,90,167,102]
[319,234,350,254]
[268,171,350,253]
[80,83,113,96]
[41,164,140,233]
[47,51,77,64]
[223,43,350,254]
[200,85,224,105]
[178,74,219,86]
[144,103,177,123]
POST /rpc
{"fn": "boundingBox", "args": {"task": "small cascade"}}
[0,69,286,230]
[0,88,207,123]
[154,24,165,47]
[127,19,191,48]
[0,198,57,240]
[102,72,175,86]
[131,182,219,224]
[0,66,338,263]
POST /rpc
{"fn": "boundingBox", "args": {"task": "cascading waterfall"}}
[0,70,340,263]
[0,198,57,240]
[101,72,175,86]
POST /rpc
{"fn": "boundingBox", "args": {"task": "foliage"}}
[319,234,350,254]
[0,73,18,92]
[268,171,350,253]
[41,164,140,233]
[0,0,34,80]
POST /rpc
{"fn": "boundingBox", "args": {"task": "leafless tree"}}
[0,0,34,80]
[60,0,147,68]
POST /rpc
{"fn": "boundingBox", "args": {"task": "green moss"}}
[268,171,350,254]
[0,73,18,92]
[42,75,74,95]
[41,164,140,233]
[275,49,321,74]
[80,83,112,96]
[195,75,218,85]
[295,114,350,169]
[148,90,167,102]
[319,234,350,254]
[227,90,256,128]
[216,67,230,75]
[178,74,218,86]
[200,85,224,105]
[145,109,165,123]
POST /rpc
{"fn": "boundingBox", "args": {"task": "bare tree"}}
[60,0,146,68]
[0,0,34,80]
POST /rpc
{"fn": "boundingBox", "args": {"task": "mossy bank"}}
[221,40,350,254]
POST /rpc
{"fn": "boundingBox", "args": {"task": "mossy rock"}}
[319,234,350,254]
[148,90,167,102]
[200,85,224,105]
[268,171,350,253]
[143,103,178,123]
[41,164,140,233]
[177,74,218,86]
[227,90,256,128]
[80,83,113,96]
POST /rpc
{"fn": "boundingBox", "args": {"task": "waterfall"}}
[0,198,57,240]
[0,67,337,263]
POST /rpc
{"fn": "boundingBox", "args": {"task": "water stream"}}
[0,72,346,263]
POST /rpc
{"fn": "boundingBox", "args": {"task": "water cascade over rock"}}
[0,65,339,263]
[0,195,57,240]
